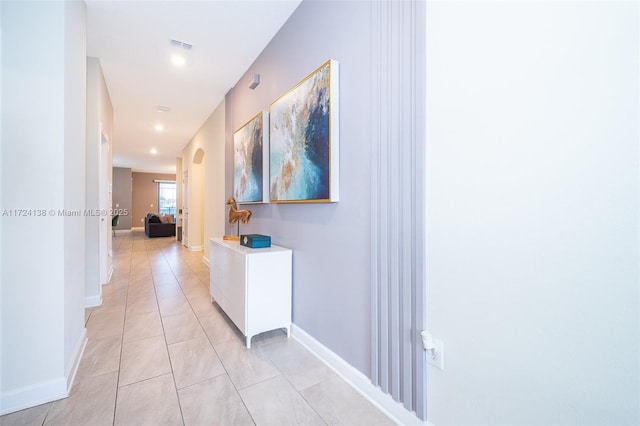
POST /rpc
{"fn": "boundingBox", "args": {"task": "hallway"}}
[1,230,392,426]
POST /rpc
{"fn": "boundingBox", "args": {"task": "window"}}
[158,182,176,216]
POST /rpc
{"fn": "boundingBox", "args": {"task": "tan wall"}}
[131,172,176,227]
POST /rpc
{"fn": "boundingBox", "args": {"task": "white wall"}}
[426,2,639,424]
[62,0,87,384]
[85,57,113,307]
[0,0,3,400]
[1,2,66,410]
[204,102,226,261]
[0,1,87,414]
[181,100,226,259]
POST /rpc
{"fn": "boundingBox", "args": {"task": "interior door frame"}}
[99,127,110,285]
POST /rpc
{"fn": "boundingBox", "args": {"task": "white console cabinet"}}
[209,238,292,348]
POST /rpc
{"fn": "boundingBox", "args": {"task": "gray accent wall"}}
[112,167,132,230]
[225,2,427,419]
[370,0,426,418]
[226,0,375,378]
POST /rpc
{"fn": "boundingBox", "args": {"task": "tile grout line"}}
[161,244,245,401]
[111,232,135,426]
[153,238,191,426]
[158,240,258,425]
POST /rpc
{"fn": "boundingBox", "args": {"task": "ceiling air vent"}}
[170,39,193,50]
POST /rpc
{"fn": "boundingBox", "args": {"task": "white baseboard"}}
[202,256,210,267]
[84,294,102,308]
[0,327,87,416]
[107,266,113,283]
[0,377,67,416]
[188,245,203,252]
[291,324,429,426]
[113,229,131,234]
[0,329,88,416]
[66,328,87,390]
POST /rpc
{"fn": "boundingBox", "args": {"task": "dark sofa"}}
[145,213,176,238]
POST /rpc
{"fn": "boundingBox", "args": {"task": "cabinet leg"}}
[246,336,251,349]
[286,326,291,338]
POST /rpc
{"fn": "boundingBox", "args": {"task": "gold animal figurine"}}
[224,197,252,241]
[227,197,252,224]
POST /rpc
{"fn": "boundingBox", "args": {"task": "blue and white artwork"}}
[234,111,268,203]
[269,60,339,203]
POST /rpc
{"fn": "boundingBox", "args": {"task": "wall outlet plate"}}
[426,338,444,370]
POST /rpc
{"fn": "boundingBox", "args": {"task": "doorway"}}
[99,130,111,284]
[182,169,188,248]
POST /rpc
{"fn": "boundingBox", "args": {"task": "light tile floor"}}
[1,230,394,426]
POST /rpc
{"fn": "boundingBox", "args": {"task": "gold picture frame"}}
[233,111,269,203]
[269,59,339,203]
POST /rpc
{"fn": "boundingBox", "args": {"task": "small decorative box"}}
[240,234,271,248]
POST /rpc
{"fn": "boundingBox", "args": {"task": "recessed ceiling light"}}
[154,124,164,132]
[171,55,186,66]
[157,105,170,112]
[150,148,158,155]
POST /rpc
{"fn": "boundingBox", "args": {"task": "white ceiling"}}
[86,0,302,174]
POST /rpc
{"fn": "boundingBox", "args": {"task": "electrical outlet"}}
[426,338,444,370]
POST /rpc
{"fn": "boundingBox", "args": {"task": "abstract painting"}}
[234,111,268,203]
[269,59,339,203]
